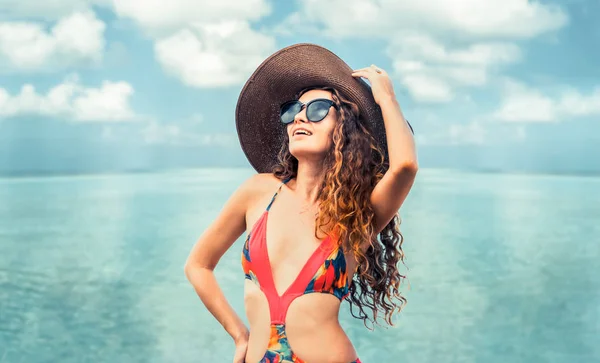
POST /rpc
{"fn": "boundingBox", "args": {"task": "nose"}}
[293,105,308,124]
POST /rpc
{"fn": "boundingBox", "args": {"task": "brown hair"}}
[272,86,408,328]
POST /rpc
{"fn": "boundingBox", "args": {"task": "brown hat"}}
[235,43,413,173]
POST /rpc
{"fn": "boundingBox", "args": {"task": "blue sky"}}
[0,0,598,175]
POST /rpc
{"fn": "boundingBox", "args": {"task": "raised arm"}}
[352,65,418,235]
[184,174,258,345]
[369,96,418,234]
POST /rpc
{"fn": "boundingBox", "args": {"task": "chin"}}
[289,145,327,160]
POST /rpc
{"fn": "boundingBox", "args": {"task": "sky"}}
[0,0,599,175]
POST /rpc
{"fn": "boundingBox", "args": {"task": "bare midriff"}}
[243,280,358,363]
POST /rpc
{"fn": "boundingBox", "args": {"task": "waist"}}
[246,319,357,362]
[243,284,357,362]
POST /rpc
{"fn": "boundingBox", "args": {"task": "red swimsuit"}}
[241,177,362,363]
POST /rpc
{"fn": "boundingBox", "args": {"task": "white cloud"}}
[389,35,522,67]
[111,0,271,33]
[401,74,454,103]
[0,0,109,20]
[0,74,137,122]
[559,88,600,117]
[280,0,567,39]
[491,80,600,123]
[492,85,556,122]
[109,0,276,88]
[0,11,105,72]
[277,0,567,104]
[388,35,521,102]
[71,81,136,121]
[154,20,276,88]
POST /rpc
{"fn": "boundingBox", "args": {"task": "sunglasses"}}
[280,98,339,124]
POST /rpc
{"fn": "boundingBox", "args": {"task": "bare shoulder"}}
[244,172,277,186]
[183,172,282,270]
[242,173,283,210]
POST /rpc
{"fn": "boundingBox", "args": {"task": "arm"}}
[184,174,258,343]
[370,96,418,234]
[351,65,418,235]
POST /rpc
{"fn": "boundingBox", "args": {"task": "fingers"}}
[351,69,370,78]
[370,64,386,74]
[352,64,386,77]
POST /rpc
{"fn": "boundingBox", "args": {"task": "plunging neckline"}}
[262,209,332,298]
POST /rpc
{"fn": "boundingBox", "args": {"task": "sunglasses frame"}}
[280,98,339,124]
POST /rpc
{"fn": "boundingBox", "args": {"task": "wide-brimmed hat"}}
[235,43,413,173]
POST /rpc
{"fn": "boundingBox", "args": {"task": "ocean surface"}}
[0,168,598,363]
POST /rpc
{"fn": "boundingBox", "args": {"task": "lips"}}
[292,127,312,136]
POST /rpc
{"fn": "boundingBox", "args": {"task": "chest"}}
[244,185,357,293]
[265,208,329,264]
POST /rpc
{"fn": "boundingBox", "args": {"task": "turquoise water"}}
[1,168,598,363]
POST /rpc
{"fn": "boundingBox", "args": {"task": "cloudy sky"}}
[0,0,598,175]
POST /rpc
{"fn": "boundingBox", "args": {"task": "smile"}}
[293,129,312,136]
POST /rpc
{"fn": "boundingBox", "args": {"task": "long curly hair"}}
[272,86,408,329]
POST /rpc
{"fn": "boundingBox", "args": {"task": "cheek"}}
[318,114,337,135]
[319,125,336,149]
[325,118,337,141]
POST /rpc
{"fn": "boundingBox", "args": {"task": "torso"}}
[242,174,359,363]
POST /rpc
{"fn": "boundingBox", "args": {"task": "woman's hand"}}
[351,64,397,106]
[232,331,249,363]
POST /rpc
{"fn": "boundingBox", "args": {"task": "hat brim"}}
[235,43,409,173]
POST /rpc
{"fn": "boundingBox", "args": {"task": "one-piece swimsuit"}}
[241,177,362,363]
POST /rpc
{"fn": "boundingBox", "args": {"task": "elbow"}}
[184,259,198,281]
[183,261,193,280]
[390,160,419,176]
[184,258,213,282]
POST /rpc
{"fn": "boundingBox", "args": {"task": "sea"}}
[0,168,598,363]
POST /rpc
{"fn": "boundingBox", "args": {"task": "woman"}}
[184,44,417,363]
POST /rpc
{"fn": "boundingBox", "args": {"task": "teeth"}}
[295,130,311,136]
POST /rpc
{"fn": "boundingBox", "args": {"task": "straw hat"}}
[235,43,413,173]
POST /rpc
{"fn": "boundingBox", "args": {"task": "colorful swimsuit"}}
[241,177,362,363]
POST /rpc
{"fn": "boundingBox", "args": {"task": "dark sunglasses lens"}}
[306,100,332,122]
[280,102,302,124]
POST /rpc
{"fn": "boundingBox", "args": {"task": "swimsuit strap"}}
[266,177,292,212]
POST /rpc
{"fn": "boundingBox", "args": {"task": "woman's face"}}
[286,89,338,160]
